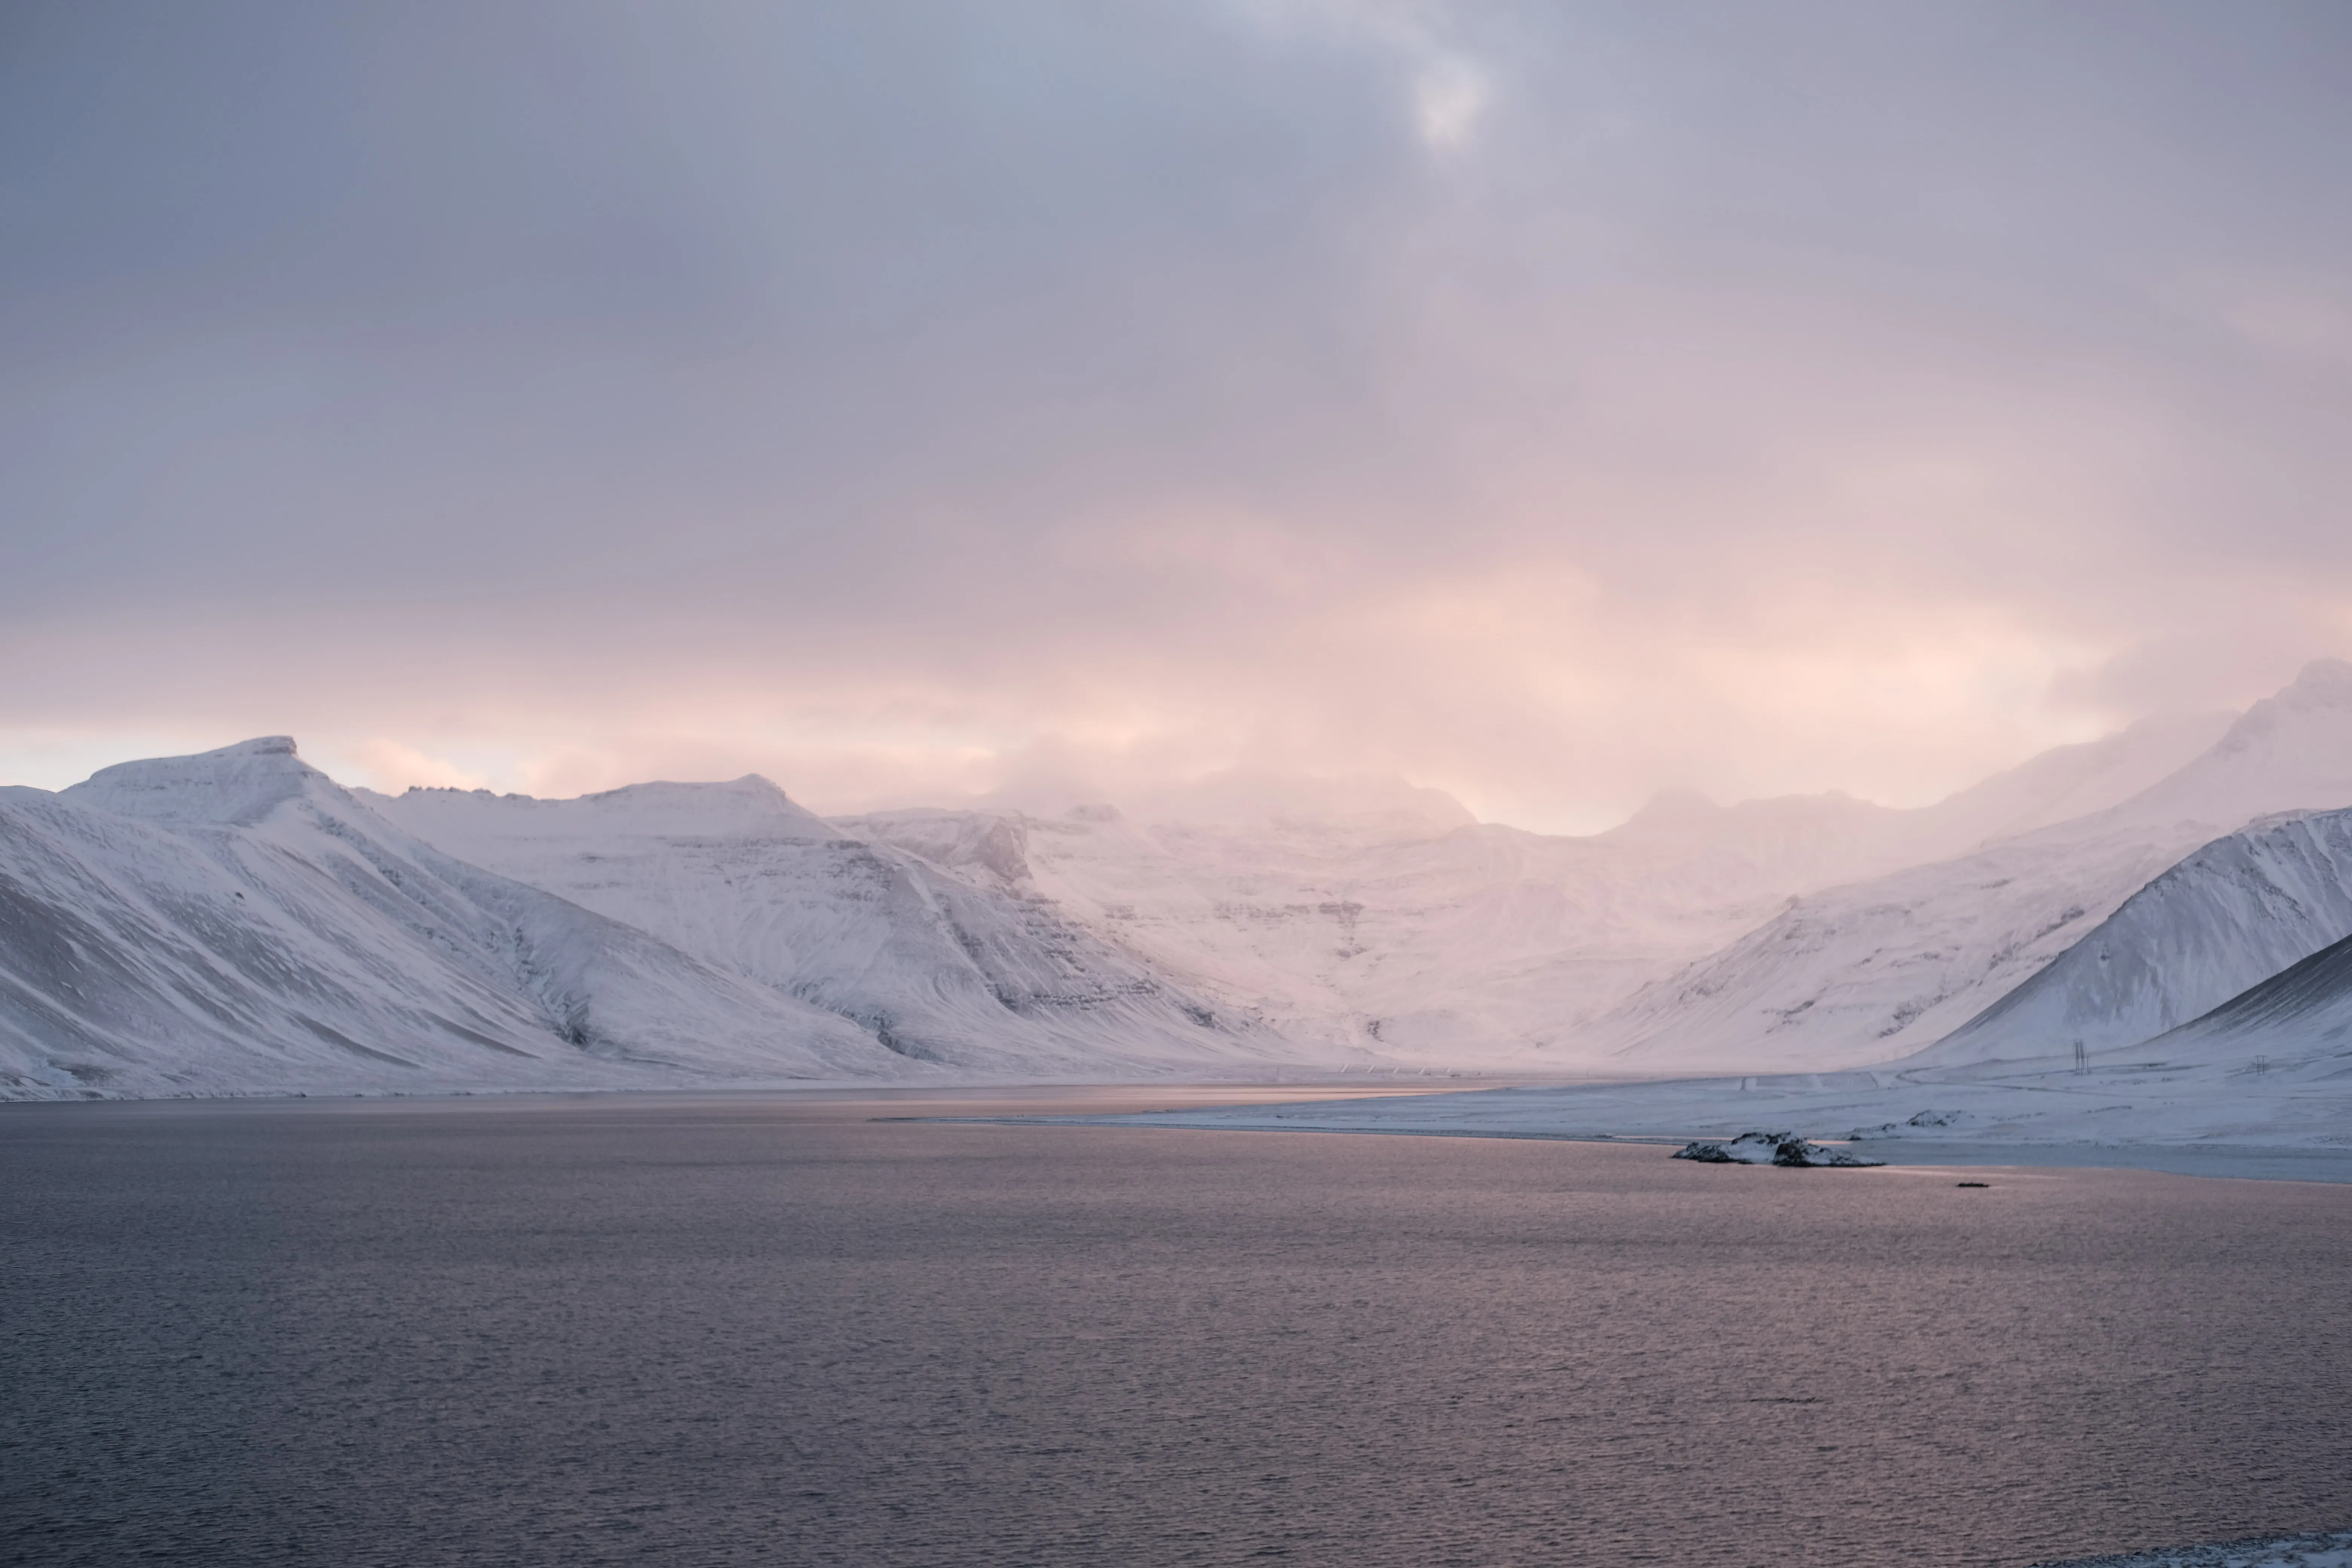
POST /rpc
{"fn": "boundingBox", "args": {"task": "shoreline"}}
[8,1080,2349,1184]
[932,1112,2352,1185]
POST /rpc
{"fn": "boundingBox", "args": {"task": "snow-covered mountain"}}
[5,663,2341,1102]
[1893,707,2238,846]
[0,738,905,1098]
[845,788,1934,1060]
[844,712,2234,1063]
[1592,660,2352,1071]
[364,776,1299,1077]
[2143,924,2352,1071]
[1922,804,2352,1069]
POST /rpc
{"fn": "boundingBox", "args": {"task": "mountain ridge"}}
[8,661,2350,1099]
[1586,660,2352,1070]
[2,738,906,1098]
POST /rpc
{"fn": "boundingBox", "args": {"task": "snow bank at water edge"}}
[1042,1046,2352,1178]
[2030,1529,2352,1567]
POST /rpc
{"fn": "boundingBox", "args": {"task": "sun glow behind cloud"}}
[1413,55,1488,149]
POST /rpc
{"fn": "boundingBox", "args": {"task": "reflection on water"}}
[5,1092,2350,1567]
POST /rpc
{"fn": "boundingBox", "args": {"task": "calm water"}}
[6,1090,2351,1568]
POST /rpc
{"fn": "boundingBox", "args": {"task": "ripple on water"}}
[3,1095,2351,1568]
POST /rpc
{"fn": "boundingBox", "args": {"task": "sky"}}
[4,1,2350,831]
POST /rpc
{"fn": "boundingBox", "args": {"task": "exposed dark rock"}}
[1672,1130,1884,1167]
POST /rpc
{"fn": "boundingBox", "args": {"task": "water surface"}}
[6,1090,2350,1566]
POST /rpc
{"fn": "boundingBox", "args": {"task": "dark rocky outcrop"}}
[1673,1130,1884,1167]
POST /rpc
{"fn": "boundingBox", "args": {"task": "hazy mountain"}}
[850,798,1777,1056]
[1589,661,2352,1072]
[1901,708,2239,846]
[845,712,2234,1062]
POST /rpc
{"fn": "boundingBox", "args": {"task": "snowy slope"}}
[1592,661,2352,1071]
[0,739,904,1099]
[0,680,2299,1100]
[845,792,1902,1060]
[2138,925,2352,1070]
[2105,662,2352,825]
[1596,709,2232,879]
[844,715,2234,1066]
[1923,805,2352,1068]
[1900,708,2235,846]
[368,778,1300,1077]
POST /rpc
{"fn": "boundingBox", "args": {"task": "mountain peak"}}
[1606,786,1890,846]
[2212,657,2352,755]
[372,772,835,843]
[1618,788,1719,829]
[2102,657,2352,830]
[63,736,337,828]
[2279,657,2352,704]
[574,775,819,822]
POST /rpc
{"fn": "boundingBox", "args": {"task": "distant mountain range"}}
[9,660,2352,1102]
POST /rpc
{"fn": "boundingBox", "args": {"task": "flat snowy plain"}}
[1038,1065,2352,1184]
[2035,1534,2352,1568]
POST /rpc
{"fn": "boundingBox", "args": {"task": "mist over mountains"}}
[10,662,2352,1110]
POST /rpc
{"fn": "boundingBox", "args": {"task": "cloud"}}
[332,740,490,794]
[1413,55,1488,149]
[2,2,2349,826]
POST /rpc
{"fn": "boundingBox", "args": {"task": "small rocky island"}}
[1672,1131,1885,1168]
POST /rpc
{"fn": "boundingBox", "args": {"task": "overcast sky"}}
[5,1,2349,829]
